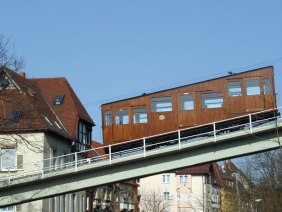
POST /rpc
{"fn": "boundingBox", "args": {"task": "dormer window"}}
[9,111,21,123]
[0,73,12,90]
[54,95,65,105]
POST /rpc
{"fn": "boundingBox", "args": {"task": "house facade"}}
[138,163,223,212]
[0,67,94,212]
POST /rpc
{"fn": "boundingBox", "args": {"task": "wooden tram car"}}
[101,66,277,150]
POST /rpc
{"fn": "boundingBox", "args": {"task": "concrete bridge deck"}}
[0,116,281,207]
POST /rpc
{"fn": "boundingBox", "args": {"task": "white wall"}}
[139,174,214,212]
[0,132,75,212]
[139,173,178,212]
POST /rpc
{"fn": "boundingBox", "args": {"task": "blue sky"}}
[1,1,282,142]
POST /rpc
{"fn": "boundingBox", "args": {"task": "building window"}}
[180,94,194,110]
[151,97,172,112]
[227,81,242,96]
[133,108,147,124]
[164,192,170,201]
[162,175,170,184]
[104,111,113,126]
[0,73,14,90]
[0,206,15,212]
[0,149,16,171]
[202,93,224,109]
[77,121,92,151]
[246,80,260,96]
[115,109,129,125]
[179,175,188,183]
[263,79,272,94]
[8,111,21,123]
[54,95,65,105]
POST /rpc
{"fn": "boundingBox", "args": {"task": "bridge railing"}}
[0,107,281,187]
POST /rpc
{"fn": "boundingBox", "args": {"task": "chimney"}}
[18,72,26,78]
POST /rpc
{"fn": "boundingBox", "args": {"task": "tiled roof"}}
[175,162,236,187]
[0,67,94,141]
[0,67,70,139]
[31,77,94,138]
[90,141,105,156]
[176,163,211,175]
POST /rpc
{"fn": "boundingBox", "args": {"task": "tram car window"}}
[133,108,147,124]
[227,81,242,96]
[151,96,173,112]
[179,94,194,110]
[263,79,272,95]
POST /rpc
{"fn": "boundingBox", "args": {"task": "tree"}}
[233,115,282,211]
[237,150,282,211]
[0,35,45,170]
[139,189,174,212]
[0,35,24,71]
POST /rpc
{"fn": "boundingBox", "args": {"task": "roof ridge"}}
[30,77,67,80]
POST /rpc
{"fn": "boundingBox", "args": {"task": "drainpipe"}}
[177,188,180,212]
[202,175,205,211]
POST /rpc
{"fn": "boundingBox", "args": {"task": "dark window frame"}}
[9,111,21,123]
[0,73,14,90]
[54,95,65,105]
[76,121,92,151]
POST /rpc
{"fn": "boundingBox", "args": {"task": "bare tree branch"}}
[0,35,24,71]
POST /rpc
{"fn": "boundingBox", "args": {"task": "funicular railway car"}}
[101,66,278,153]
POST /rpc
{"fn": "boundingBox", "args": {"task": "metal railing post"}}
[109,145,112,165]
[143,138,146,157]
[249,114,253,134]
[41,160,44,179]
[178,130,181,150]
[75,152,78,172]
[8,169,11,185]
[213,122,217,142]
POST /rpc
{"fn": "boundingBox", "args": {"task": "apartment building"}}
[139,163,223,212]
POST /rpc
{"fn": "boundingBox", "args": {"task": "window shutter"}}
[17,154,23,169]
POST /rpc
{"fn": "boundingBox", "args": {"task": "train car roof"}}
[101,65,274,106]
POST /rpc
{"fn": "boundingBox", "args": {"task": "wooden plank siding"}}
[102,66,276,145]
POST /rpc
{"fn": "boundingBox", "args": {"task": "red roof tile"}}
[31,78,94,139]
[1,67,94,142]
[0,67,70,139]
[176,163,211,175]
